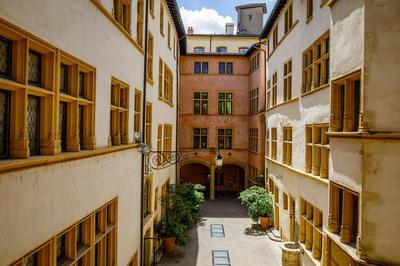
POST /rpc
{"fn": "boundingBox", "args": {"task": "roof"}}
[260,0,287,39]
[187,34,260,38]
[185,52,248,57]
[165,0,187,54]
[235,3,267,13]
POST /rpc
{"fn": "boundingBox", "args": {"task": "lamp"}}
[215,153,223,169]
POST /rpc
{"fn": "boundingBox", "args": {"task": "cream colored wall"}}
[187,35,258,53]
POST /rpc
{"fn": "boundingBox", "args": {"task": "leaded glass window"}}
[193,128,207,149]
[28,50,42,86]
[193,92,208,115]
[0,90,10,158]
[79,105,84,150]
[27,95,40,155]
[0,36,12,79]
[218,129,232,149]
[79,71,86,98]
[59,102,67,152]
[218,93,233,115]
[60,63,69,94]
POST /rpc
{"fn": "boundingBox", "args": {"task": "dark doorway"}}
[215,164,245,198]
[180,163,211,198]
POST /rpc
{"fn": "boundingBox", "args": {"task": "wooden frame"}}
[272,72,277,107]
[134,89,142,137]
[249,88,259,114]
[147,32,154,82]
[284,2,293,34]
[271,127,277,160]
[283,59,292,102]
[160,3,164,36]
[249,128,258,153]
[110,77,129,146]
[136,0,144,47]
[282,127,292,165]
[305,123,329,178]
[145,102,152,145]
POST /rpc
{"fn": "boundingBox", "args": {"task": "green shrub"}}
[239,186,267,207]
[247,193,273,222]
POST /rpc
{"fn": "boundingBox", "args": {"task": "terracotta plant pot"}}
[162,237,176,253]
[259,216,271,230]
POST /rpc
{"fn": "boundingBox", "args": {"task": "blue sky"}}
[176,0,277,34]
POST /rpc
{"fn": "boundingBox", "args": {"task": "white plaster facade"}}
[186,34,258,54]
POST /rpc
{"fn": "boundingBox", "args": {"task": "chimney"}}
[225,23,234,35]
[187,26,194,35]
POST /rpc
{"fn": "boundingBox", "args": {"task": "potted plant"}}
[239,186,266,208]
[248,192,273,230]
[155,216,186,253]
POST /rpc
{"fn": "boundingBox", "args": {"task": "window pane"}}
[79,72,86,98]
[60,63,69,93]
[194,100,200,114]
[28,50,42,86]
[193,135,199,148]
[194,62,201,74]
[201,92,208,99]
[194,128,200,135]
[201,128,207,135]
[216,47,227,53]
[194,92,200,99]
[202,101,208,115]
[218,101,225,115]
[226,136,232,149]
[0,36,12,79]
[27,95,40,155]
[194,47,205,53]
[226,93,232,99]
[218,136,224,149]
[59,102,68,152]
[219,63,225,74]
[201,136,207,148]
[79,105,84,150]
[226,101,232,115]
[226,63,233,74]
[218,93,225,99]
[202,62,208,74]
[0,90,9,158]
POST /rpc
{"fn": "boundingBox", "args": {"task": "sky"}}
[176,0,277,34]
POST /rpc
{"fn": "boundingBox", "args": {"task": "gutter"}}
[140,0,150,264]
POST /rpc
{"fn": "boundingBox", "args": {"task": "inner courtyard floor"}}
[159,198,282,266]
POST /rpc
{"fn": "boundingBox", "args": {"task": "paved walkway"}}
[159,198,282,266]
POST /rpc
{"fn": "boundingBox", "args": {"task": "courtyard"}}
[159,198,282,266]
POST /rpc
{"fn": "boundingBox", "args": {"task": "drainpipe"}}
[140,0,150,264]
[176,35,185,185]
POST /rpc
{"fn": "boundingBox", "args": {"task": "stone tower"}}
[236,3,267,35]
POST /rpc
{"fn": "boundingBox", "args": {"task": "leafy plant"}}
[239,186,267,207]
[155,216,188,245]
[248,193,273,222]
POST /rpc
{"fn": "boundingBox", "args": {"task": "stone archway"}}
[180,162,211,198]
[214,164,245,198]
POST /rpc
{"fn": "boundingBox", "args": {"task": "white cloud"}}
[179,7,234,34]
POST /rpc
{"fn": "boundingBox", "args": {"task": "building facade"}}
[262,0,400,265]
[178,4,267,200]
[0,0,184,265]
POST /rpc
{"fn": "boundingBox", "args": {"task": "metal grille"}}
[0,90,10,158]
[27,95,40,155]
[0,36,12,79]
[79,71,85,98]
[79,105,84,150]
[59,102,67,152]
[28,50,42,86]
[60,64,69,94]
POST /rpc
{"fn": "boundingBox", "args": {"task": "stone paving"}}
[159,198,282,266]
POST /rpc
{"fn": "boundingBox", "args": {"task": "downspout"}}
[140,0,150,264]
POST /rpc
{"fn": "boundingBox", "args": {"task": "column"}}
[328,184,340,233]
[210,164,215,200]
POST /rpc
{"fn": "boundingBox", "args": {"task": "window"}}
[149,0,154,17]
[300,199,323,260]
[284,3,293,33]
[173,36,176,59]
[249,88,259,114]
[168,23,171,49]
[143,176,152,218]
[216,47,227,53]
[212,250,230,266]
[28,50,42,87]
[282,127,292,165]
[0,90,10,158]
[59,63,69,94]
[136,0,144,46]
[113,0,131,32]
[157,125,163,164]
[329,183,359,246]
[306,0,313,21]
[158,58,164,98]
[163,124,172,152]
[145,102,152,144]
[147,32,153,81]
[305,124,329,178]
[271,128,277,160]
[218,93,233,115]
[194,47,205,53]
[239,47,248,54]
[302,32,330,93]
[284,60,292,102]
[160,4,164,36]
[59,101,67,152]
[27,95,40,156]
[266,129,270,157]
[249,128,258,153]
[218,62,233,75]
[163,63,173,105]
[134,90,141,137]
[194,92,208,115]
[218,129,232,149]
[79,72,86,98]
[154,187,159,211]
[194,62,208,74]
[266,80,271,109]
[110,78,129,146]
[273,26,278,49]
[283,192,288,210]
[0,36,12,79]
[193,128,207,149]
[14,199,118,266]
[250,53,260,72]
[272,72,277,107]
[331,72,361,132]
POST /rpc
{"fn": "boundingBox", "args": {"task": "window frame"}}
[217,128,233,150]
[284,59,292,102]
[193,128,208,149]
[193,92,208,115]
[218,92,233,115]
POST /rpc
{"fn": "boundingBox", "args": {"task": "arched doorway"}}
[214,164,245,198]
[180,163,210,198]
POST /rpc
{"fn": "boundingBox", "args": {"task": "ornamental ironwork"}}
[144,150,193,174]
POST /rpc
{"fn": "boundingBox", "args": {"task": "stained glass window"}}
[79,105,84,150]
[59,102,67,152]
[60,63,69,94]
[0,36,12,79]
[27,95,40,155]
[0,90,10,158]
[79,71,86,98]
[28,50,42,86]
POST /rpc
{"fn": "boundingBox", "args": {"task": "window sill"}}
[301,84,329,97]
[0,144,139,174]
[267,97,299,112]
[268,20,299,60]
[265,157,329,186]
[298,242,321,265]
[89,0,144,54]
[326,131,400,140]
